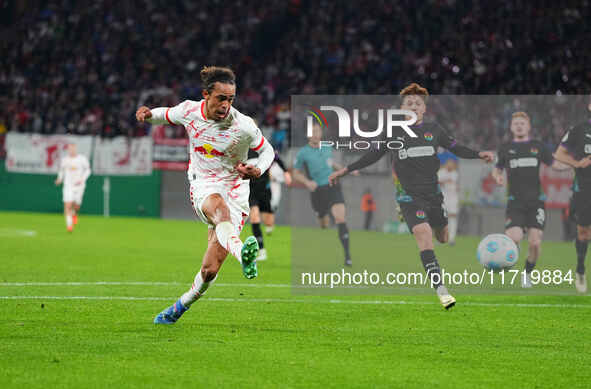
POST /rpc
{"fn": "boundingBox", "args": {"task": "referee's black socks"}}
[252,223,264,249]
[420,249,442,289]
[576,238,588,275]
[337,223,351,260]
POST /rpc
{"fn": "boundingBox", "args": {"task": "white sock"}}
[449,216,457,242]
[265,226,274,234]
[215,221,243,262]
[66,214,73,228]
[180,271,216,307]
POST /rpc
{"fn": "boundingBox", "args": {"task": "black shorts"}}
[310,184,345,218]
[249,181,273,214]
[505,199,546,230]
[572,190,591,226]
[399,194,447,231]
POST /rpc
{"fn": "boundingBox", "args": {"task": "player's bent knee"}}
[412,223,432,243]
[528,238,542,248]
[506,229,523,243]
[436,229,449,243]
[203,195,231,224]
[577,228,591,241]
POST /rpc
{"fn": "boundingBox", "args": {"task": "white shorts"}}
[189,179,250,233]
[270,181,282,212]
[443,195,459,214]
[63,185,85,205]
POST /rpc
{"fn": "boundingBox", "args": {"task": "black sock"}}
[524,258,536,273]
[576,239,588,275]
[337,223,351,260]
[252,223,264,249]
[420,249,442,289]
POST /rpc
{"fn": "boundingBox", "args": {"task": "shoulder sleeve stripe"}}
[200,101,207,120]
[251,137,265,151]
[165,108,175,125]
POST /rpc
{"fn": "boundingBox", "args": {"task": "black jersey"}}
[560,119,591,192]
[392,122,465,198]
[496,140,553,202]
[347,121,480,200]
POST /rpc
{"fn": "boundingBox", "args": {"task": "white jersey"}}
[165,100,266,185]
[269,162,285,183]
[58,154,91,188]
[438,169,458,198]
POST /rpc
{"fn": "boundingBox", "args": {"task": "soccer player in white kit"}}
[136,66,275,324]
[54,143,91,232]
[437,158,459,245]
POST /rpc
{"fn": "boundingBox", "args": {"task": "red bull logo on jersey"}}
[195,143,225,158]
[416,210,426,219]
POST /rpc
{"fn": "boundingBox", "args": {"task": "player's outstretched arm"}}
[136,106,176,125]
[554,145,591,169]
[135,106,152,122]
[478,151,495,163]
[550,158,572,171]
[329,149,386,186]
[446,142,494,163]
[328,168,347,186]
[439,124,493,162]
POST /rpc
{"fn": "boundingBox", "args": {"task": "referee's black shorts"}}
[310,184,345,218]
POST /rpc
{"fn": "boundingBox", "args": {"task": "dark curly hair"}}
[200,66,236,92]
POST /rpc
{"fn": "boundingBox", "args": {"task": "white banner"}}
[92,136,152,175]
[5,133,93,174]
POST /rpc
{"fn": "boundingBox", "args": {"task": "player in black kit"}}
[247,150,291,261]
[554,101,591,293]
[329,83,494,309]
[492,111,570,288]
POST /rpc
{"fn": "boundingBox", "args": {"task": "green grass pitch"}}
[1,211,590,388]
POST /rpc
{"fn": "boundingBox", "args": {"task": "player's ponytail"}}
[201,66,236,92]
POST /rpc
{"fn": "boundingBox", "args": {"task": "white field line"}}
[0,281,290,288]
[0,295,590,309]
[0,229,37,237]
[0,281,402,290]
[0,281,586,295]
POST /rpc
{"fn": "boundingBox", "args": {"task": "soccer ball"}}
[476,234,519,270]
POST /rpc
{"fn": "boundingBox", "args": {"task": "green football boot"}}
[241,236,259,279]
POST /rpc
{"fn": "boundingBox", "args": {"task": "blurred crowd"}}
[1,0,590,152]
